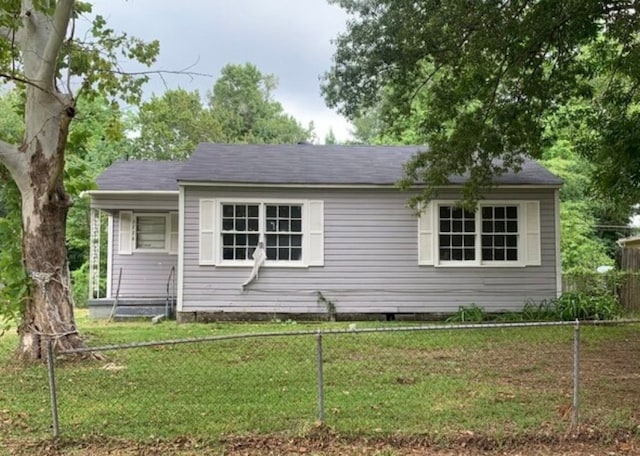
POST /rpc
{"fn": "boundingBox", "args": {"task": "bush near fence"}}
[2,320,633,444]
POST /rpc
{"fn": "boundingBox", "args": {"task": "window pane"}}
[440,234,451,247]
[266,248,277,260]
[223,205,234,217]
[279,220,290,231]
[222,234,234,246]
[464,248,475,260]
[237,234,246,245]
[440,206,451,218]
[291,220,302,232]
[291,248,302,260]
[136,216,166,249]
[464,220,475,232]
[440,220,450,232]
[248,219,259,231]
[279,234,290,247]
[440,249,451,261]
[452,207,462,218]
[452,235,462,247]
[222,219,234,231]
[463,235,475,246]
[266,205,276,217]
[235,205,245,217]
[235,219,246,231]
[291,235,302,247]
[248,205,259,217]
[267,220,277,231]
[291,206,302,218]
[266,235,277,246]
[235,247,246,259]
[279,248,289,260]
[249,234,259,246]
[452,249,463,261]
[452,220,462,232]
[279,205,290,217]
[480,205,519,262]
[223,248,234,260]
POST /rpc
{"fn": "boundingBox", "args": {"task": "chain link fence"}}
[23,320,640,441]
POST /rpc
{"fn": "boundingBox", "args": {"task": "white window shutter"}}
[168,212,179,255]
[118,211,133,255]
[418,203,434,265]
[525,201,541,266]
[199,199,216,265]
[307,200,324,266]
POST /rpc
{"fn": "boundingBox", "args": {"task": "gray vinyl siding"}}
[105,195,178,298]
[181,186,559,314]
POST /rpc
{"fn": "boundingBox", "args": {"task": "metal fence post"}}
[316,329,325,424]
[571,319,580,432]
[46,339,60,438]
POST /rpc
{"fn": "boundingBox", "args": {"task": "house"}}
[86,143,563,321]
[617,235,640,249]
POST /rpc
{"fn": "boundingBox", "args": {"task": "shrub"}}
[446,304,487,323]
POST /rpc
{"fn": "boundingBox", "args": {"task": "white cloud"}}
[87,0,353,143]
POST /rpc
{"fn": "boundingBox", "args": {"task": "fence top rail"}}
[59,318,640,355]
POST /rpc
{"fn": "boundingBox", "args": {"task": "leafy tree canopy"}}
[131,63,313,160]
[323,0,640,208]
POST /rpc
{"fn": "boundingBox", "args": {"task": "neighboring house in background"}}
[617,235,640,249]
[85,143,563,321]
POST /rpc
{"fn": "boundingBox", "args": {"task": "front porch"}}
[88,297,177,320]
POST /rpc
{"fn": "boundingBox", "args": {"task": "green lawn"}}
[1,311,639,446]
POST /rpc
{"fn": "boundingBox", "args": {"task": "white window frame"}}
[433,200,529,268]
[133,213,172,253]
[216,198,309,267]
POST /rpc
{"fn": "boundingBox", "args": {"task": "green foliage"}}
[324,0,640,208]
[445,304,486,323]
[130,64,313,160]
[208,63,312,144]
[0,178,27,334]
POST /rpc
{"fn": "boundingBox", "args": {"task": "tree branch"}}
[0,139,24,178]
[39,0,73,86]
[0,26,12,41]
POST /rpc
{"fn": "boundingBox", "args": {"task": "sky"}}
[86,0,354,143]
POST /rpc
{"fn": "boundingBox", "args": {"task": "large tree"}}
[323,0,640,207]
[0,1,158,360]
[208,63,313,144]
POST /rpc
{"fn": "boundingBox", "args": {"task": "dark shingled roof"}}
[176,143,562,186]
[96,160,181,191]
[96,144,562,190]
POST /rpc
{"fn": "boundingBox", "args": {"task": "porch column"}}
[89,208,101,299]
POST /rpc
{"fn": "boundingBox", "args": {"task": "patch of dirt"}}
[3,430,639,456]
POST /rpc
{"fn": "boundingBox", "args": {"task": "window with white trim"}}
[198,199,324,267]
[418,201,540,267]
[118,211,178,255]
[135,215,166,250]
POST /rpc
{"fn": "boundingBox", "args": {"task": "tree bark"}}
[7,0,85,361]
[15,89,84,361]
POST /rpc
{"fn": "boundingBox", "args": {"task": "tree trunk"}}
[16,94,84,361]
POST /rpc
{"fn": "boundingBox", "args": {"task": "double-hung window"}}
[118,211,178,255]
[199,199,323,267]
[419,200,540,267]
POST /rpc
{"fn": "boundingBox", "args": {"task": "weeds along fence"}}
[35,320,640,440]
